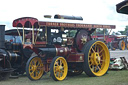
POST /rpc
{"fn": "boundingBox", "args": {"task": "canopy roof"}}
[13,17,115,29]
[116,0,128,14]
[5,29,29,36]
[13,17,39,28]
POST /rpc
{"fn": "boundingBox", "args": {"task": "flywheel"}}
[75,30,91,52]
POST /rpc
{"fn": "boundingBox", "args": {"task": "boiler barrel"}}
[0,25,5,49]
[7,51,21,63]
[38,47,70,57]
[54,14,83,20]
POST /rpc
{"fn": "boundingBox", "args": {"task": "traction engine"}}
[1,14,115,81]
[0,25,33,80]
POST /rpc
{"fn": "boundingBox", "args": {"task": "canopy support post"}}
[34,26,41,44]
[23,26,25,44]
[104,29,105,41]
[32,26,35,44]
[95,29,96,40]
[16,27,23,43]
[45,26,47,44]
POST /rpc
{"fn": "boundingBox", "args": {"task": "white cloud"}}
[0,0,127,32]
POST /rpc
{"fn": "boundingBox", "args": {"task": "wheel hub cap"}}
[91,52,100,65]
[32,65,37,70]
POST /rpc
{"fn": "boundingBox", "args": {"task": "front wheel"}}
[82,40,110,77]
[110,42,116,50]
[50,56,68,81]
[26,56,44,81]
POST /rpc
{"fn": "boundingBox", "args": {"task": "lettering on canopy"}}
[39,22,115,29]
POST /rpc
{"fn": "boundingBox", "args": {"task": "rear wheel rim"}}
[84,41,110,76]
[127,44,128,49]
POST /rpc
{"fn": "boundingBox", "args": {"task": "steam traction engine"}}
[12,15,115,81]
[110,35,127,50]
[116,0,128,50]
[0,25,12,80]
[0,25,33,80]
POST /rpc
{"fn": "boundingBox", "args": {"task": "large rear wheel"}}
[50,56,68,81]
[82,40,110,77]
[26,56,44,81]
[127,43,128,50]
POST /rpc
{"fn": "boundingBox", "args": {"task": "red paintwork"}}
[39,22,115,29]
[75,30,91,51]
[67,53,84,62]
[44,58,52,72]
[70,47,78,53]
[35,41,47,45]
[13,17,38,28]
[55,45,70,56]
[23,44,33,49]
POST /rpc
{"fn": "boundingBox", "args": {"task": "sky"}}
[0,0,128,32]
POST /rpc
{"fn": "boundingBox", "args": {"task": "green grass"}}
[1,70,128,85]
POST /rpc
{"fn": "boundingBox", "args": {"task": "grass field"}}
[1,70,128,85]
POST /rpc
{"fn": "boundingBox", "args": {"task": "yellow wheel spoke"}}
[91,47,96,53]
[99,55,103,58]
[89,56,93,58]
[31,72,34,77]
[55,61,59,66]
[100,60,105,62]
[30,70,35,76]
[99,48,103,54]
[97,66,101,71]
[31,61,34,66]
[34,60,37,65]
[36,71,38,77]
[37,62,41,67]
[60,60,62,66]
